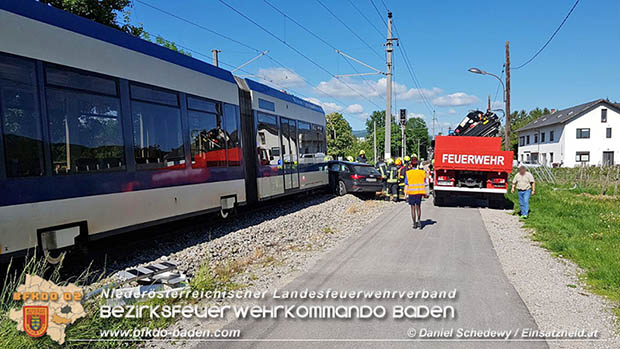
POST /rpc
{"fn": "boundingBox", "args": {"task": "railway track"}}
[55,190,333,282]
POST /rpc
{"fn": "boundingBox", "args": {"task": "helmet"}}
[359,149,365,155]
[404,155,411,162]
[411,153,417,159]
[395,158,402,166]
[386,158,394,165]
[346,156,354,162]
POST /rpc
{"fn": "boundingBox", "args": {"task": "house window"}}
[541,132,545,142]
[526,135,530,144]
[550,130,554,141]
[519,136,525,146]
[534,133,538,143]
[607,127,612,138]
[549,152,554,163]
[575,152,590,163]
[601,109,607,122]
[576,128,590,139]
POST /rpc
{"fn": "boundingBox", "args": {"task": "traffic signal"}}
[399,109,407,126]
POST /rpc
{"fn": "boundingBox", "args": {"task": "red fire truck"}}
[432,135,514,207]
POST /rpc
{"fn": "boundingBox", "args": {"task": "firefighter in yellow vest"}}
[405,157,427,229]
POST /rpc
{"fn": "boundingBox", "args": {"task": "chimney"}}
[551,109,556,114]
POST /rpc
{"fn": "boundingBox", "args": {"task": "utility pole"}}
[373,121,377,164]
[487,94,491,112]
[401,126,405,159]
[384,11,394,160]
[505,41,511,151]
[431,110,436,140]
[212,49,220,67]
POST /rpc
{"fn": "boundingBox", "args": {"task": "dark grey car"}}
[327,160,383,196]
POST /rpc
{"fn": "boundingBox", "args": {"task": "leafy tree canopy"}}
[363,110,431,161]
[326,112,355,158]
[40,0,190,55]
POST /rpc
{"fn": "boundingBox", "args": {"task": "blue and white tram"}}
[0,2,327,260]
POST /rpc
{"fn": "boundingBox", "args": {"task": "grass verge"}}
[507,183,620,308]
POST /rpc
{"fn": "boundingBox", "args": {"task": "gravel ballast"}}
[129,194,395,347]
[480,208,620,349]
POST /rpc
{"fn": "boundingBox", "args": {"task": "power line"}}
[134,0,261,53]
[513,0,580,70]
[346,0,384,39]
[134,0,366,121]
[217,0,383,110]
[379,0,389,12]
[369,0,387,27]
[263,0,383,106]
[392,23,435,114]
[313,0,384,60]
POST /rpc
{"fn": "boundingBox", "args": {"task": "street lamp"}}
[468,67,509,149]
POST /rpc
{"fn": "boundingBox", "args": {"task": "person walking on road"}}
[405,157,426,229]
[511,164,536,219]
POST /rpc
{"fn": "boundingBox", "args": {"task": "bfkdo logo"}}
[23,306,49,337]
[9,275,86,344]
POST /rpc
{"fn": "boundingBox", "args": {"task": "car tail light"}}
[350,174,365,180]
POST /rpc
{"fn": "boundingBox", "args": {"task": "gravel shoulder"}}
[141,194,396,348]
[480,208,620,349]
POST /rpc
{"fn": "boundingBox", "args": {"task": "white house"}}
[517,99,619,167]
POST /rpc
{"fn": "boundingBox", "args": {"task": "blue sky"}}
[130,0,620,132]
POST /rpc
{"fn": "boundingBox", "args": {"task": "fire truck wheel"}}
[433,192,444,206]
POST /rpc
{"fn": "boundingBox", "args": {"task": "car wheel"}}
[337,180,347,196]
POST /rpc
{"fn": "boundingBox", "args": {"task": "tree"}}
[404,117,431,160]
[326,112,355,158]
[364,110,430,161]
[40,0,190,56]
[40,0,139,33]
[503,107,549,152]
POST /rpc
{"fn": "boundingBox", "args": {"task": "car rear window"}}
[353,165,378,175]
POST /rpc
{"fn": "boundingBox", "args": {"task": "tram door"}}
[280,117,299,190]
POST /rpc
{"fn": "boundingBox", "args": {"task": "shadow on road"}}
[420,219,437,229]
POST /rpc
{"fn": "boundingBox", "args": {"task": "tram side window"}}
[314,124,325,154]
[0,55,44,177]
[187,95,226,168]
[256,113,280,169]
[131,84,185,170]
[297,121,313,168]
[45,66,125,174]
[224,104,240,166]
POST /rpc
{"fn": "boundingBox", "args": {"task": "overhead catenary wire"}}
[263,0,383,106]
[392,23,435,115]
[369,0,387,28]
[513,0,580,70]
[134,0,261,54]
[217,0,383,110]
[134,0,366,121]
[346,0,384,39]
[313,0,384,61]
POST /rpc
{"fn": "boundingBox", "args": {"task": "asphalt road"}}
[203,200,547,349]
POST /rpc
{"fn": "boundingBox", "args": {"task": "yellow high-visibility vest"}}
[405,169,426,195]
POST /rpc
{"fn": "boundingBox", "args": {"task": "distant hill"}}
[352,130,367,138]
